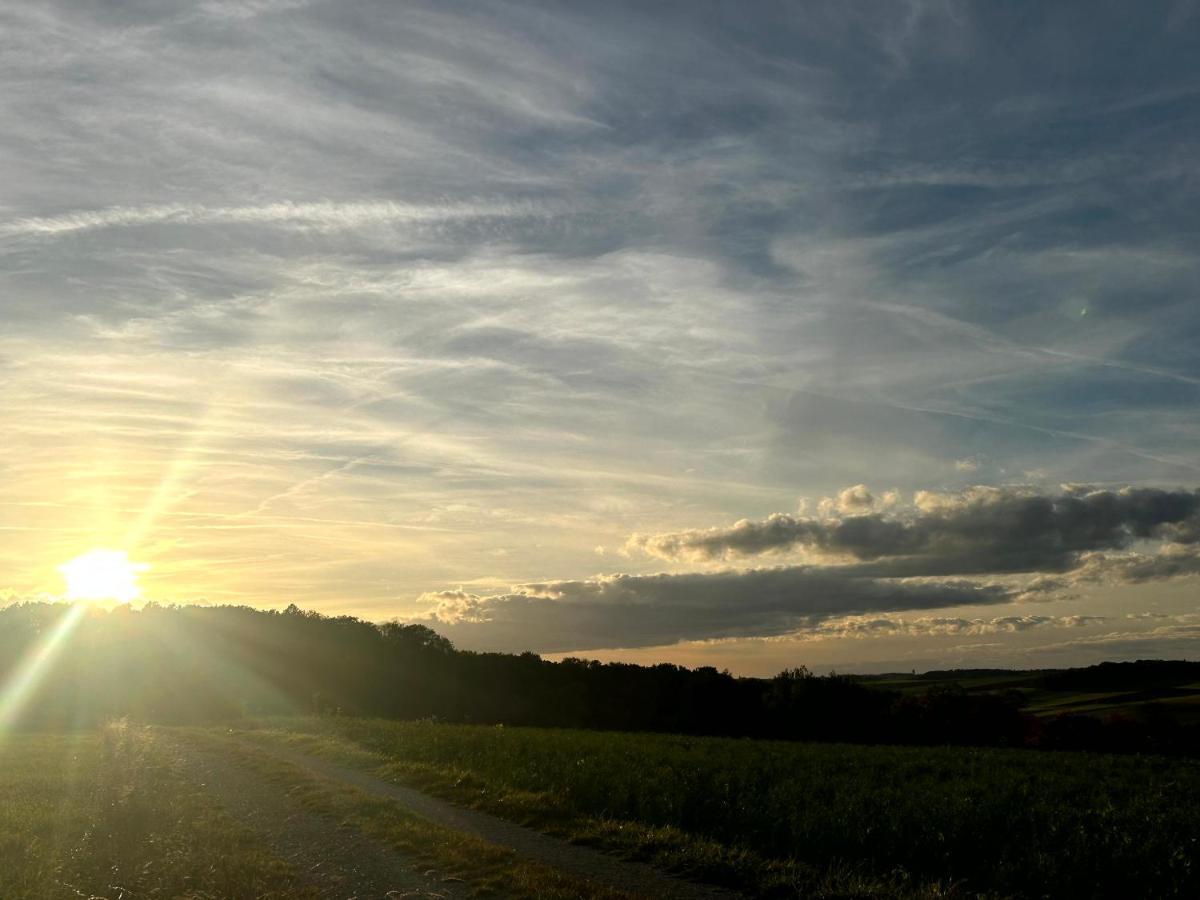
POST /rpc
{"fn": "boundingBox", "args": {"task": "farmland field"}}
[237,716,1200,899]
[857,666,1200,725]
[0,722,644,900]
[4,717,1198,899]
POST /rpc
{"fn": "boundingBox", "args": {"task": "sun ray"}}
[122,405,220,552]
[0,603,87,733]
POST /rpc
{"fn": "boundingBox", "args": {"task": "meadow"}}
[4,716,1198,898]
[246,716,1200,899]
[0,722,315,900]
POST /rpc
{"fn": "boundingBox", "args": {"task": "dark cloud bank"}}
[630,485,1200,575]
[416,485,1200,652]
[421,569,1008,653]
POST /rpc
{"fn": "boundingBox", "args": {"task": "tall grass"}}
[274,717,1200,898]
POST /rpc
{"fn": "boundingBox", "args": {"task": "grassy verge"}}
[0,721,314,899]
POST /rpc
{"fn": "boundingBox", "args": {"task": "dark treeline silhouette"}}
[1039,658,1200,691]
[2,602,1197,754]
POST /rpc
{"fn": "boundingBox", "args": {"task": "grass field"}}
[0,721,315,899]
[2,722,647,900]
[181,729,642,900]
[857,669,1200,723]
[5,717,1198,898]
[241,716,1200,899]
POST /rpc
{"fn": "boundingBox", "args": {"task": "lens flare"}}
[0,602,87,732]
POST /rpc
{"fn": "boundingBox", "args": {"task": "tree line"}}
[1,601,1196,754]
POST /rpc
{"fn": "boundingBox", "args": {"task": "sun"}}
[58,549,148,603]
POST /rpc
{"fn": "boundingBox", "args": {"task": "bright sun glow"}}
[58,549,148,603]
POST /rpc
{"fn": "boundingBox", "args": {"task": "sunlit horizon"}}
[1,1,1198,676]
[2,6,1198,898]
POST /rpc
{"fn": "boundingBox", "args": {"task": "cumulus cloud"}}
[818,483,875,516]
[414,566,1012,652]
[628,485,1200,577]
[416,588,490,624]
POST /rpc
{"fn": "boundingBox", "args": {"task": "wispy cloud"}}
[0,199,547,238]
[2,1,1198,667]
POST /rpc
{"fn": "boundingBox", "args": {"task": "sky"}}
[2,0,1199,675]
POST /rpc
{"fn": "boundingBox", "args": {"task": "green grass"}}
[861,672,1039,695]
[3,721,650,900]
[240,716,1200,899]
[10,717,1197,898]
[231,723,959,899]
[0,721,315,899]
[863,669,1200,723]
[183,729,644,900]
[1024,691,1200,723]
[1024,690,1135,711]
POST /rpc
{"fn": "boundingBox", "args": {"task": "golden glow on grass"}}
[58,549,148,604]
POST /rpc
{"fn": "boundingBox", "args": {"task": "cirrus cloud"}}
[0,199,547,238]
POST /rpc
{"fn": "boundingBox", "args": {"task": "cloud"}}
[418,588,489,624]
[629,485,1200,577]
[824,483,875,515]
[1068,545,1200,585]
[1020,624,1200,660]
[2,2,1199,668]
[0,199,544,238]
[197,0,314,22]
[414,566,1012,652]
[0,589,58,608]
[813,613,1107,640]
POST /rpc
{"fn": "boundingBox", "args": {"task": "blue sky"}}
[1,1,1198,673]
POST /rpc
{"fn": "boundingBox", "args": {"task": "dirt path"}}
[245,741,739,900]
[183,741,465,899]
